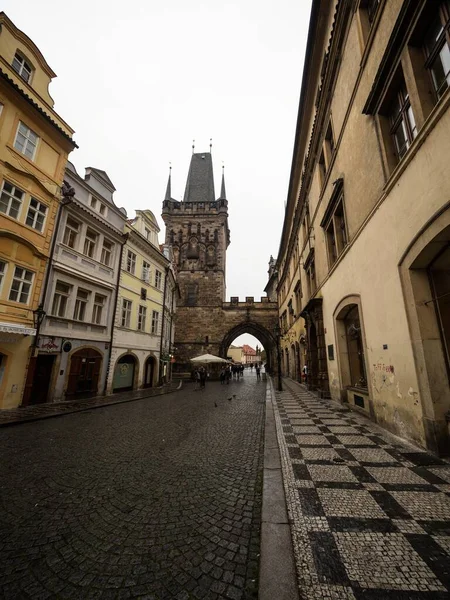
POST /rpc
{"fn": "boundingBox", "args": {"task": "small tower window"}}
[12,52,33,83]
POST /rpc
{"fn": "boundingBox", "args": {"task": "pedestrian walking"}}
[302,364,308,384]
[199,366,207,389]
[256,365,261,381]
[195,369,201,390]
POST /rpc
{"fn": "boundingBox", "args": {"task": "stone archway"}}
[219,320,278,375]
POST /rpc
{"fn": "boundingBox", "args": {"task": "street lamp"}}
[274,323,283,392]
[32,303,46,353]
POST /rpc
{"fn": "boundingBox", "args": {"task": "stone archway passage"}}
[113,355,137,393]
[219,319,278,375]
[67,348,102,398]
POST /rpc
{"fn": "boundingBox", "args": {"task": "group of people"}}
[192,366,208,390]
[219,364,244,384]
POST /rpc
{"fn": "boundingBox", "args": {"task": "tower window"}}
[12,52,33,83]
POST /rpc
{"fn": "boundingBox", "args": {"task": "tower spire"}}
[192,139,195,154]
[219,162,227,200]
[164,163,172,201]
[210,138,212,153]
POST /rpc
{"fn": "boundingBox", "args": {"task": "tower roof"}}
[164,167,172,201]
[183,152,216,203]
[219,167,227,200]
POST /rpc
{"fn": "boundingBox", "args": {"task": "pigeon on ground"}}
[227,397,232,401]
[214,402,218,407]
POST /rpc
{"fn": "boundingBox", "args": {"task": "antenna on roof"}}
[192,139,195,154]
[210,138,212,153]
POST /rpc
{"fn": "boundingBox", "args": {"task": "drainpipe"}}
[158,264,169,385]
[103,232,128,394]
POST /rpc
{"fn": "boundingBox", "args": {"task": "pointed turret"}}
[164,166,172,201]
[183,152,216,203]
[219,166,227,200]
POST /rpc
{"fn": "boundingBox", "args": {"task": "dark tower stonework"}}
[162,152,230,373]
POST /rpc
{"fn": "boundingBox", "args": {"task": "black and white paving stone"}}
[274,378,450,599]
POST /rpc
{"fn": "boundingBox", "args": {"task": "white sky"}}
[4,0,312,348]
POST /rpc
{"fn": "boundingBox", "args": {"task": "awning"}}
[0,322,36,336]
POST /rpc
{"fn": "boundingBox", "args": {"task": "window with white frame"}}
[388,76,417,161]
[121,298,132,328]
[83,228,98,259]
[92,294,106,325]
[0,180,23,220]
[12,52,33,83]
[151,310,159,334]
[26,198,47,232]
[62,217,80,248]
[100,239,113,267]
[51,281,72,317]
[142,260,150,281]
[14,122,38,160]
[126,250,136,274]
[0,261,7,293]
[73,288,90,321]
[155,269,162,289]
[422,1,450,101]
[9,266,34,304]
[138,305,147,331]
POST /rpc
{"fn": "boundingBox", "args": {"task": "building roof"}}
[242,344,256,355]
[183,152,216,203]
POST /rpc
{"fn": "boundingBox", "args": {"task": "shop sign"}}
[39,337,61,352]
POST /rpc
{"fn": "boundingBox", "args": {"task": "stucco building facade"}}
[0,12,76,408]
[31,163,127,403]
[276,0,450,454]
[107,210,171,393]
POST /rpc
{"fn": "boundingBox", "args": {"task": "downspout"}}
[158,264,169,385]
[103,232,128,394]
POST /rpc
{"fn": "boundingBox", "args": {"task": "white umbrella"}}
[190,353,229,364]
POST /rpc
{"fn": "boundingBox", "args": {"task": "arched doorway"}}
[308,321,319,390]
[400,218,450,455]
[143,356,157,388]
[67,348,102,398]
[113,354,137,392]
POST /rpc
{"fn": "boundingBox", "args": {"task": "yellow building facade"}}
[107,210,170,393]
[0,12,76,408]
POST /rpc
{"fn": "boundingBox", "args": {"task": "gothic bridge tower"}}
[161,151,230,372]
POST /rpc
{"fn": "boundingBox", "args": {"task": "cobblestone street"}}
[274,378,450,599]
[0,374,266,600]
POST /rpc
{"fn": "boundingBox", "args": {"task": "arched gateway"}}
[162,150,279,377]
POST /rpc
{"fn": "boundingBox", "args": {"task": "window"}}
[51,281,71,317]
[126,250,136,274]
[140,287,147,301]
[83,228,98,258]
[14,122,38,160]
[138,305,147,331]
[99,203,106,216]
[294,281,302,315]
[155,269,162,289]
[186,283,198,306]
[121,299,132,328]
[318,150,326,187]
[151,310,159,334]
[361,0,381,24]
[73,288,90,321]
[9,266,33,304]
[26,198,47,232]
[321,180,348,268]
[12,52,33,83]
[423,3,450,101]
[388,79,417,161]
[100,239,113,266]
[304,249,316,297]
[145,227,151,240]
[0,261,7,292]
[63,217,80,248]
[0,180,23,219]
[325,120,335,157]
[142,261,150,282]
[92,294,106,325]
[90,197,97,210]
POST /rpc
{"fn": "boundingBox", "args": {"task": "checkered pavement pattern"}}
[274,379,450,599]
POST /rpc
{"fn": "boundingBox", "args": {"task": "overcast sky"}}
[5,0,312,349]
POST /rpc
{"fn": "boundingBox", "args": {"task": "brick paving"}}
[0,374,266,599]
[274,377,450,599]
